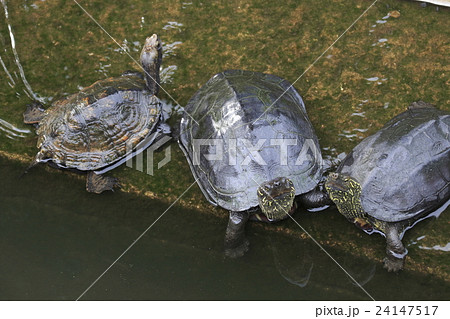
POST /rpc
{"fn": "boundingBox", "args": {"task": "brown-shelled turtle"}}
[178,70,331,257]
[23,34,169,193]
[325,101,450,272]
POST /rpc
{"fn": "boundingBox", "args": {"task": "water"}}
[0,0,449,300]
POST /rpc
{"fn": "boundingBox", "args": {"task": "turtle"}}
[325,101,450,272]
[23,34,169,193]
[178,70,331,257]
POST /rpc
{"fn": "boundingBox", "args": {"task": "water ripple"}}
[1,0,44,103]
[0,117,31,140]
[163,41,182,59]
[419,243,450,252]
[162,21,184,32]
[160,65,178,84]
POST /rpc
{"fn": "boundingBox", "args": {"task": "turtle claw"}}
[225,238,250,258]
[383,256,404,272]
[86,172,119,194]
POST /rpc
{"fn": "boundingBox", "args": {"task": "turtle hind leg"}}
[86,171,119,194]
[224,211,250,258]
[383,223,407,272]
[408,100,435,110]
[23,102,46,124]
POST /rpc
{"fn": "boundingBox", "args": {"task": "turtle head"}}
[140,34,162,95]
[257,177,295,222]
[325,173,363,220]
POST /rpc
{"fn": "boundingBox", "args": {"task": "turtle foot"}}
[224,211,250,258]
[383,256,404,272]
[224,238,250,258]
[86,172,119,194]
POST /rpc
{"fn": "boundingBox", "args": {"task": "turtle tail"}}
[19,152,45,178]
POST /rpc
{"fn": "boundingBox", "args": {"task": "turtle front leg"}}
[224,211,250,258]
[383,223,407,272]
[86,172,119,194]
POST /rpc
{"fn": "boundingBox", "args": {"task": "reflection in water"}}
[270,236,314,288]
[342,259,377,288]
[0,117,30,139]
[269,232,377,290]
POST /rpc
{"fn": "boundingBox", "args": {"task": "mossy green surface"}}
[0,0,449,299]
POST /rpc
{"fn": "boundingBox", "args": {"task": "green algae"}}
[0,0,449,299]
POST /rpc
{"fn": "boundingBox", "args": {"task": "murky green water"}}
[0,0,449,300]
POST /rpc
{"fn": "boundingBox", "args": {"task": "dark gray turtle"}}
[179,70,330,257]
[325,101,450,272]
[24,34,168,193]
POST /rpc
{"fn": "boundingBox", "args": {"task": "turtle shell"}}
[36,74,162,172]
[337,105,450,222]
[179,70,323,212]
